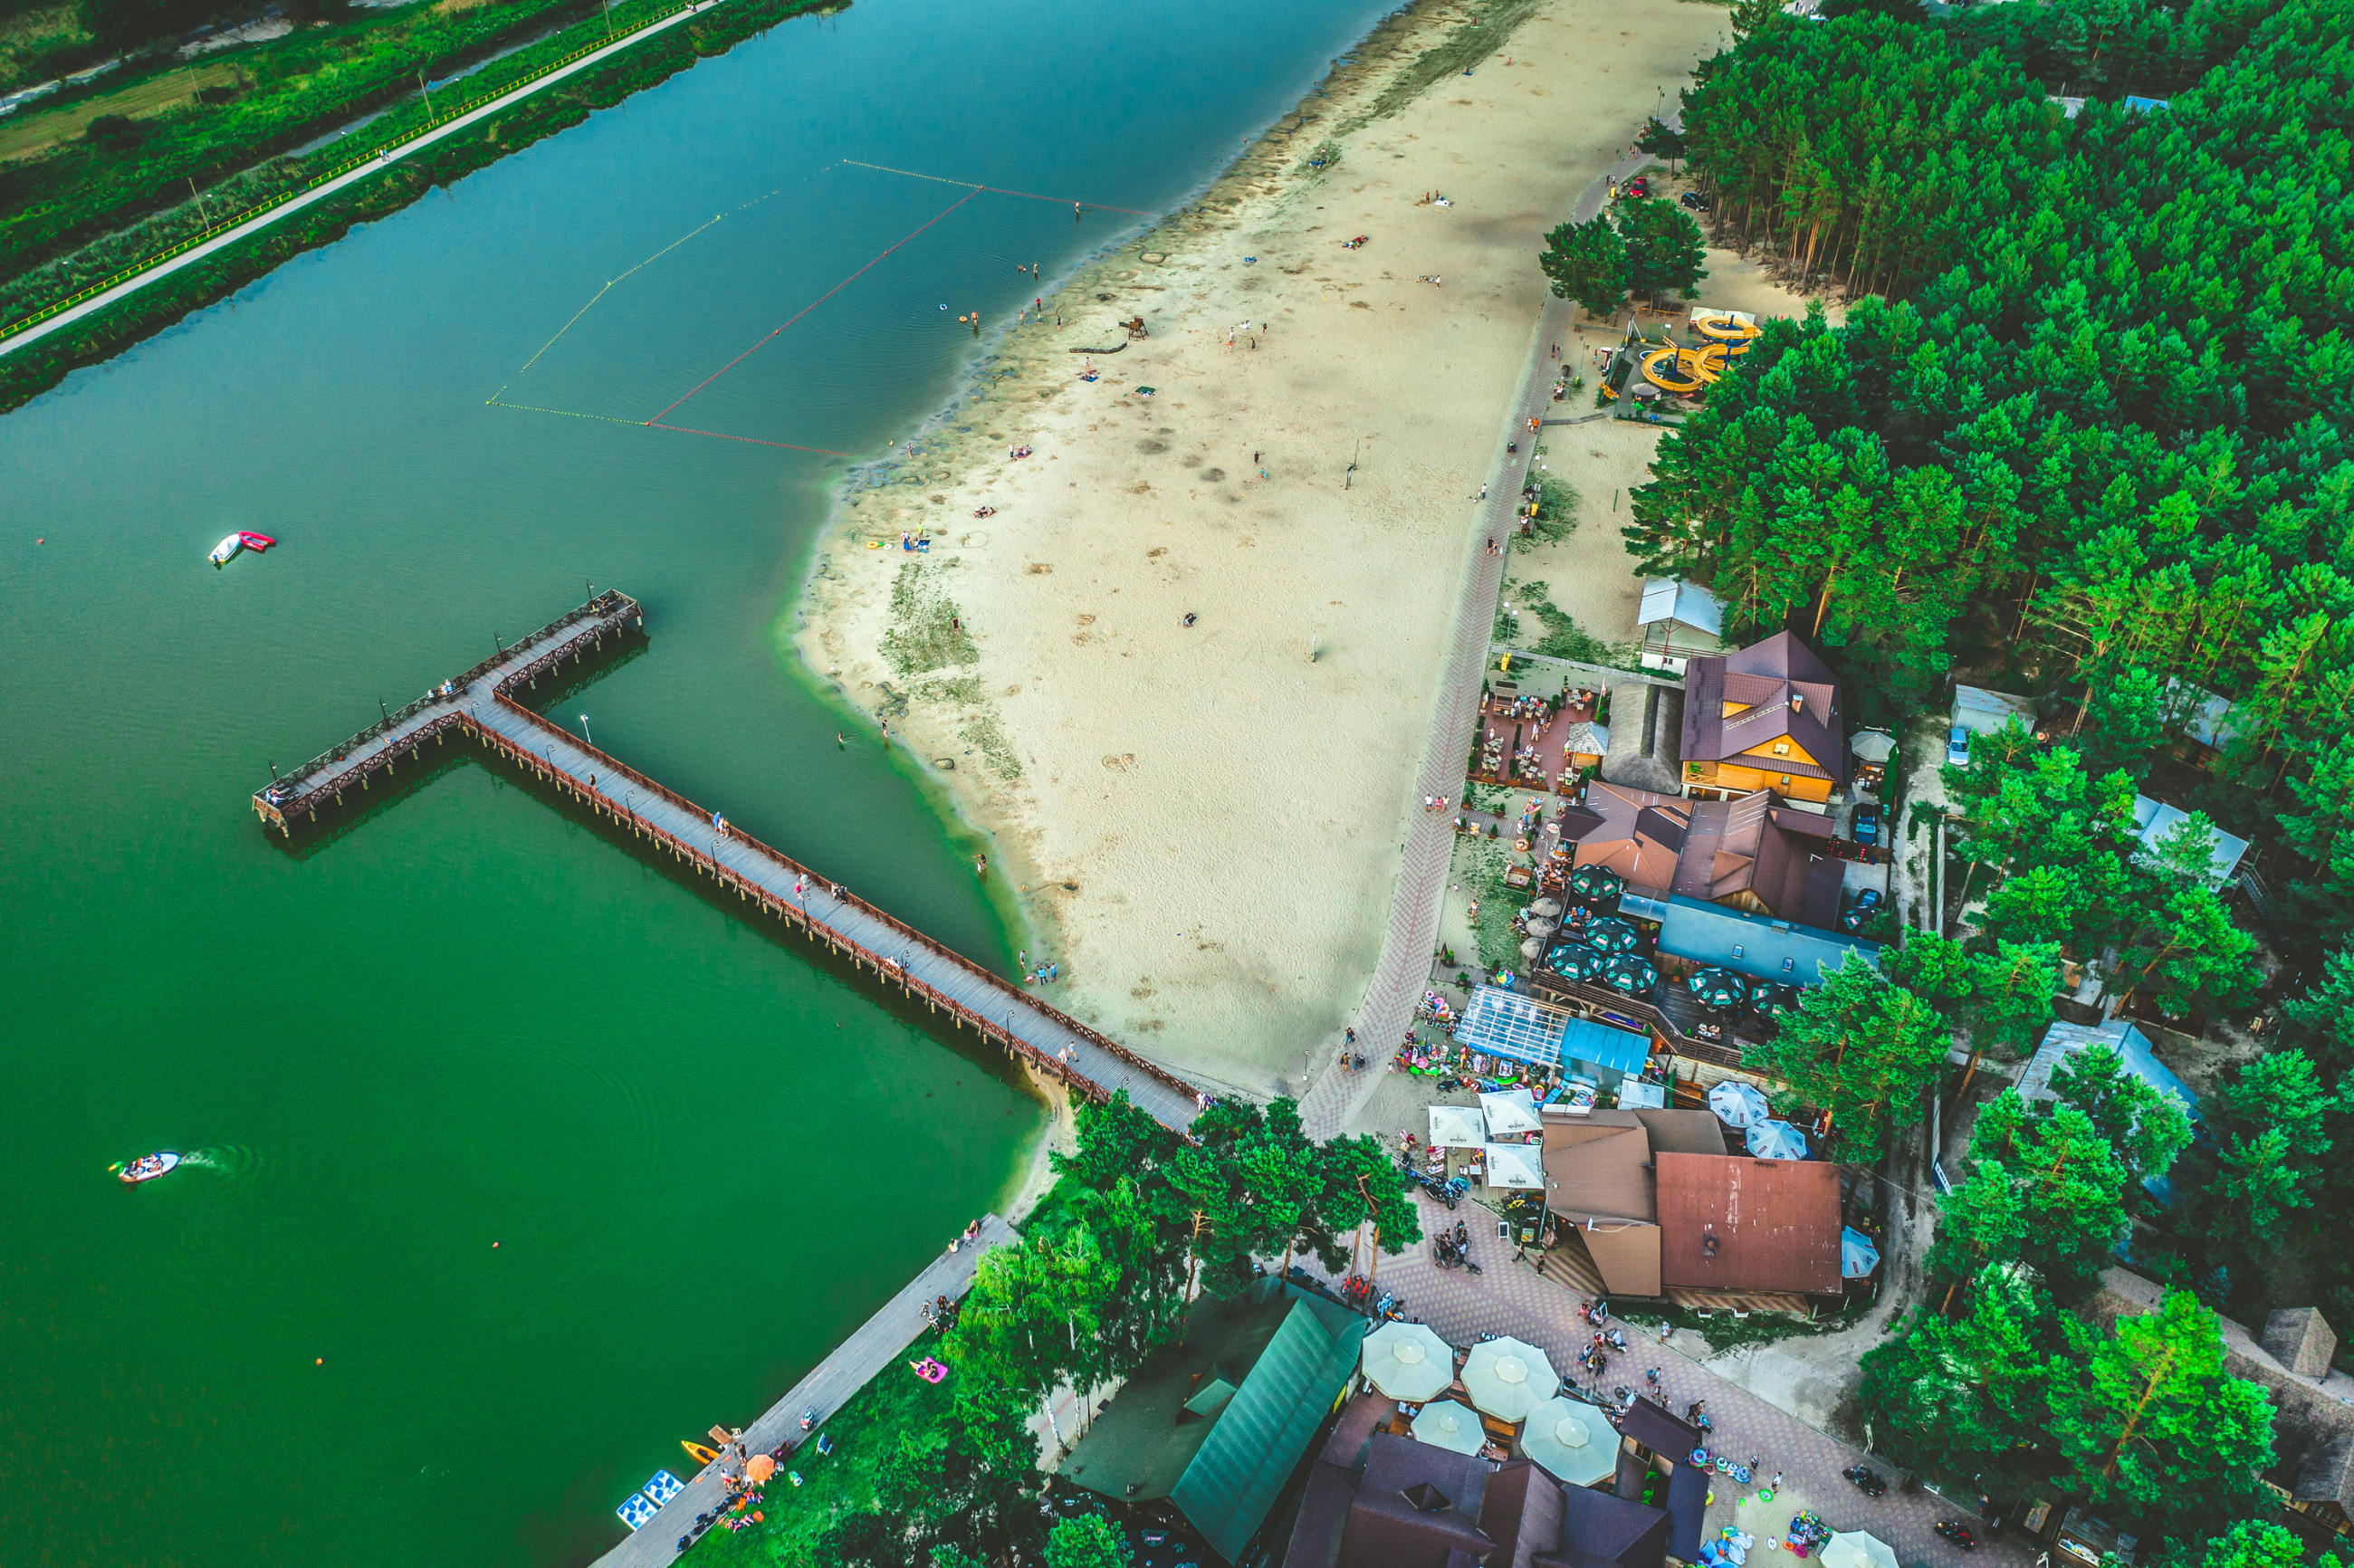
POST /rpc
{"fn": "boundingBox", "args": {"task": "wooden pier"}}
[253,592,1201,1133]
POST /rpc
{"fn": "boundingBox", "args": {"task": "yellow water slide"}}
[1689,309,1763,354]
[1638,343,1730,396]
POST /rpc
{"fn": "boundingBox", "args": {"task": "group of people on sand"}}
[1008,444,1034,459]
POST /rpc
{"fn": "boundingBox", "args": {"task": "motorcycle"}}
[1842,1466,1889,1498]
[1936,1522,1977,1551]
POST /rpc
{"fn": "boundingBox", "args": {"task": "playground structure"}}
[1598,308,1764,415]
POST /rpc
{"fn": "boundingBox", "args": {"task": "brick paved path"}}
[1297,148,1658,1143]
[1312,1194,2033,1568]
[592,1215,1018,1567]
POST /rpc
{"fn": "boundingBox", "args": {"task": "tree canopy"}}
[1749,951,1948,1157]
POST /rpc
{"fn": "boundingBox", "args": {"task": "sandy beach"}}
[793,0,1805,1097]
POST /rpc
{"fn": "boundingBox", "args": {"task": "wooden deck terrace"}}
[250,594,1203,1136]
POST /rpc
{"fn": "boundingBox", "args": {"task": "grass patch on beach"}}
[679,1332,956,1566]
[879,560,979,677]
[923,673,987,707]
[1511,471,1580,554]
[1459,834,1527,972]
[960,711,1022,781]
[1498,577,1640,670]
[1294,137,1342,176]
[1346,0,1547,129]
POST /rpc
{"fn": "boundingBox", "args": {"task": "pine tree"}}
[2049,1288,2275,1540]
[1750,953,1948,1157]
[1858,1268,2055,1471]
[1615,201,1709,301]
[1537,218,1632,319]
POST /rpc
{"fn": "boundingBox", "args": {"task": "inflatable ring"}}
[1514,838,1530,852]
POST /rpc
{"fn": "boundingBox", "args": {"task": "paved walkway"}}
[595,1215,1019,1567]
[1311,1193,2031,1568]
[0,0,723,358]
[1300,148,1659,1141]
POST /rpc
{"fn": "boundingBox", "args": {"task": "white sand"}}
[795,0,1810,1096]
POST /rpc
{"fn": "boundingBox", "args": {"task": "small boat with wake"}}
[114,1152,181,1184]
[209,531,278,566]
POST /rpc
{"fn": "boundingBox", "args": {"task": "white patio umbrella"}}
[1460,1337,1558,1422]
[1708,1079,1770,1128]
[1821,1533,1899,1568]
[1746,1119,1810,1160]
[1360,1321,1454,1402]
[1410,1399,1487,1455]
[1429,1104,1488,1149]
[1479,1087,1542,1138]
[1842,1227,1881,1278]
[1519,1396,1616,1487]
[1483,1143,1547,1189]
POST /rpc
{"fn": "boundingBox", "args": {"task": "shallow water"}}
[0,0,1391,1562]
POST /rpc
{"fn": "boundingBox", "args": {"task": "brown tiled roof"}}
[1656,1152,1843,1296]
[1536,1477,1672,1568]
[1679,633,1846,785]
[1564,784,1686,894]
[1616,1396,1700,1459]
[1664,795,1842,928]
[1631,1109,1732,1157]
[1543,1117,1657,1223]
[1748,808,1846,930]
[1335,1434,1496,1568]
[1484,1462,1570,1568]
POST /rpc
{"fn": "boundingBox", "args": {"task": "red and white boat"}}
[116,1152,180,1184]
[208,531,277,565]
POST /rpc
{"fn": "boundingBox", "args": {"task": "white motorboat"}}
[116,1152,181,1184]
[209,533,244,565]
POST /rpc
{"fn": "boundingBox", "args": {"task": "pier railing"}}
[467,708,1203,1113]
[263,592,640,806]
[251,591,1203,1128]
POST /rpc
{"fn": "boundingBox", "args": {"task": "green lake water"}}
[0,0,1392,1562]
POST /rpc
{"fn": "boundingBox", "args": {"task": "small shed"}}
[2130,794,2250,884]
[1952,685,2036,738]
[1637,579,1725,675]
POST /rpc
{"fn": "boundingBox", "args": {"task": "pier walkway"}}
[253,592,1201,1133]
[595,1215,1021,1568]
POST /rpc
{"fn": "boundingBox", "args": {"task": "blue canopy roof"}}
[1456,986,1649,1077]
[1656,895,1879,986]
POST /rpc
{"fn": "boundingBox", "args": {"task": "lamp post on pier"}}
[579,713,593,748]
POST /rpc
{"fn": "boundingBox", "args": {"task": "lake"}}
[0,0,1392,1562]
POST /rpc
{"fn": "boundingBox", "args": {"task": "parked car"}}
[1840,887,1883,932]
[1947,725,1971,766]
[1852,802,1880,845]
[1679,190,1710,211]
[1622,175,1651,198]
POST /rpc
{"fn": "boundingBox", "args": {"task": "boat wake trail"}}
[180,1145,265,1182]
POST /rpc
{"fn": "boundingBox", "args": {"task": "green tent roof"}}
[1170,1291,1368,1563]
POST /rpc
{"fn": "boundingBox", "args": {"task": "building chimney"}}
[1790,693,1804,712]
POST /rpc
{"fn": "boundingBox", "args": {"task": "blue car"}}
[1947,726,1971,766]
